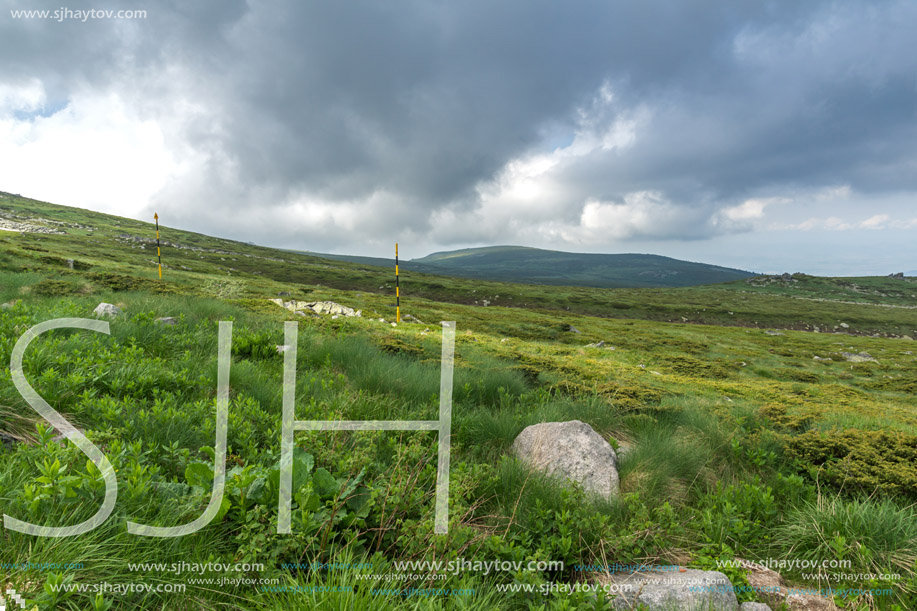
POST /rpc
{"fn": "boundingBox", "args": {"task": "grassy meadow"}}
[1,193,916,610]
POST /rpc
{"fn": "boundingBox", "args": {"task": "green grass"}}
[1,192,916,609]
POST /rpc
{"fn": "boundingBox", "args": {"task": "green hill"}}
[304,245,755,288]
[412,245,754,288]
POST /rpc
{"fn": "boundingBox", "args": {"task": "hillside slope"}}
[1,190,917,610]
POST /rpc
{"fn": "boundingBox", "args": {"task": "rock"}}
[93,303,122,317]
[839,322,849,329]
[0,431,20,449]
[785,594,839,610]
[739,559,787,608]
[155,317,177,326]
[303,301,360,317]
[588,341,606,348]
[605,569,738,611]
[278,291,292,297]
[889,272,904,279]
[840,351,878,363]
[402,314,424,324]
[563,324,581,334]
[66,258,74,269]
[765,330,785,336]
[512,420,618,500]
[1,303,12,310]
[740,604,772,611]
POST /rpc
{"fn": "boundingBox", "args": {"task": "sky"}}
[1,0,915,275]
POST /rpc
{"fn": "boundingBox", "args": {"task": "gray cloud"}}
[1,0,915,263]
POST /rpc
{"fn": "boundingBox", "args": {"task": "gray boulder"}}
[93,303,122,317]
[607,569,739,610]
[512,420,618,500]
[740,604,772,611]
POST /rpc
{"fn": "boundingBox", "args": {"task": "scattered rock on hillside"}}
[302,301,361,317]
[588,340,605,348]
[840,351,878,363]
[765,330,785,336]
[155,317,177,326]
[603,568,738,610]
[512,420,619,500]
[278,291,291,297]
[268,298,361,318]
[93,303,122,317]
[562,324,581,334]
[402,313,424,323]
[839,322,849,328]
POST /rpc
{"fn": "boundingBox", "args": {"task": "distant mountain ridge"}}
[309,245,755,288]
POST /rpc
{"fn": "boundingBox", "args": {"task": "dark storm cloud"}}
[2,0,915,251]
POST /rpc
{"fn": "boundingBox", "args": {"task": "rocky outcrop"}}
[512,420,618,500]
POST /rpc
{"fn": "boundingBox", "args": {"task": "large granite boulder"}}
[512,420,618,500]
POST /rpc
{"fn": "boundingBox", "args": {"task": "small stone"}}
[740,604,773,611]
[765,330,785,336]
[839,322,849,328]
[93,303,122,317]
[155,317,177,326]
[784,594,839,610]
[278,291,292,297]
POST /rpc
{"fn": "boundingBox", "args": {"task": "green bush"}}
[786,429,917,497]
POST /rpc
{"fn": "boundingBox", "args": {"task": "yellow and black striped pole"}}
[395,243,400,323]
[154,213,162,279]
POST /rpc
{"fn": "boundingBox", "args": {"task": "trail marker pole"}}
[395,243,401,323]
[154,213,162,280]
